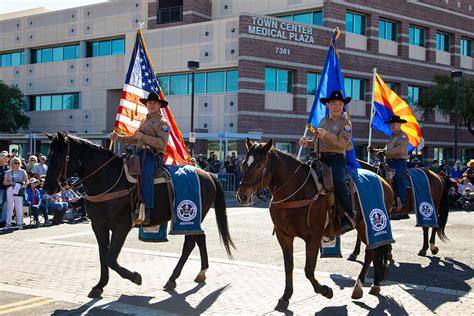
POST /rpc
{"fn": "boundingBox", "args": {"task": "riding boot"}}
[143,208,152,226]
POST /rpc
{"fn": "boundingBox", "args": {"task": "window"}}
[434,148,448,161]
[1,54,11,67]
[30,93,80,111]
[275,142,292,153]
[306,73,321,95]
[344,78,364,100]
[206,71,225,93]
[0,51,25,67]
[159,69,238,95]
[409,26,425,47]
[460,38,472,57]
[187,73,206,94]
[379,19,397,41]
[99,41,111,56]
[64,45,76,60]
[157,0,183,24]
[346,12,366,35]
[436,32,450,52]
[158,76,169,95]
[408,85,421,106]
[87,38,124,57]
[32,44,80,63]
[52,47,63,61]
[226,70,238,92]
[386,82,397,92]
[41,48,52,63]
[170,74,187,95]
[265,67,293,93]
[277,10,323,26]
[111,39,125,55]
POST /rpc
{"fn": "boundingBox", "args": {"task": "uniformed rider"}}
[110,91,170,225]
[299,90,356,233]
[371,115,409,209]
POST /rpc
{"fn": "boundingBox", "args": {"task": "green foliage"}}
[418,74,474,135]
[0,82,30,133]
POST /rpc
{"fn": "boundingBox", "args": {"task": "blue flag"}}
[307,29,360,169]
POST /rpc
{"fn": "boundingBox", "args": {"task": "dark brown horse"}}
[347,159,449,261]
[43,132,235,298]
[236,139,394,311]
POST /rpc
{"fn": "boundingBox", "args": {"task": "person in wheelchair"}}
[299,90,355,233]
[369,115,409,209]
[25,178,50,227]
[110,91,170,225]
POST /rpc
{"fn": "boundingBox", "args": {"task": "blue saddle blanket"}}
[348,169,394,249]
[407,169,438,228]
[164,165,204,235]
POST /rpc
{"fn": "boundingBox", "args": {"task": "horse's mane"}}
[67,134,114,157]
[269,147,308,168]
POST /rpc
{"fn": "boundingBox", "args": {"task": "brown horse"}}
[347,159,450,261]
[237,139,394,311]
[43,132,235,298]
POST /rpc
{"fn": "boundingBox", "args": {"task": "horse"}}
[236,139,394,310]
[43,132,235,298]
[347,158,450,261]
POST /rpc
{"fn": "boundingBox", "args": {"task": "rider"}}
[299,90,355,233]
[110,91,170,225]
[371,115,409,209]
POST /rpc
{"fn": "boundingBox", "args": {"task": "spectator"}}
[45,192,68,225]
[463,159,474,184]
[447,187,460,209]
[457,188,473,211]
[457,177,473,195]
[10,148,18,158]
[450,160,464,182]
[439,158,451,175]
[208,154,221,173]
[429,160,439,174]
[25,178,49,227]
[0,152,9,226]
[224,155,233,173]
[190,157,201,169]
[35,155,48,178]
[25,155,38,176]
[200,157,209,170]
[231,152,241,189]
[2,157,28,230]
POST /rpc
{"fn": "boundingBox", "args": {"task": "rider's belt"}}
[320,152,344,158]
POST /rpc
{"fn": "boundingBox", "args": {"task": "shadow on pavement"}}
[52,283,230,315]
[353,295,408,315]
[315,305,348,315]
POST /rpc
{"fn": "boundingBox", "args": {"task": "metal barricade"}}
[214,173,236,192]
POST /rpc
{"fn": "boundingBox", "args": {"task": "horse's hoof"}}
[87,288,103,298]
[387,253,393,262]
[132,272,142,285]
[194,270,207,283]
[351,279,363,300]
[322,286,333,299]
[430,245,439,255]
[163,280,176,291]
[418,249,427,256]
[369,285,380,296]
[347,253,358,261]
[275,298,289,312]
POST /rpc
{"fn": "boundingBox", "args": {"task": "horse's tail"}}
[210,173,236,259]
[437,176,451,242]
[373,244,391,282]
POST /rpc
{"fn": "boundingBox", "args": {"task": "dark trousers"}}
[387,159,407,203]
[320,154,353,216]
[137,149,163,209]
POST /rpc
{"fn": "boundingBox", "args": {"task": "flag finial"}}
[139,21,145,30]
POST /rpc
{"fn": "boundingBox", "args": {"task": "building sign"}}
[247,16,314,44]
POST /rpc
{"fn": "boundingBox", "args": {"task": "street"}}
[0,203,472,315]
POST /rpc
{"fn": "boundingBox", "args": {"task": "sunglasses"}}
[13,162,20,165]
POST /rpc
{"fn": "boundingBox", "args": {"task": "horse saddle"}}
[124,156,171,185]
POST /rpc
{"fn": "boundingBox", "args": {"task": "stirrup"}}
[132,203,146,227]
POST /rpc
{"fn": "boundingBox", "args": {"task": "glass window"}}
[313,11,323,26]
[35,96,41,111]
[63,94,74,109]
[40,95,51,111]
[307,73,320,95]
[408,85,421,106]
[64,45,75,60]
[187,72,206,94]
[1,54,11,67]
[42,48,52,63]
[206,71,225,93]
[10,52,21,66]
[52,47,63,61]
[346,12,365,35]
[158,76,169,95]
[111,38,124,55]
[293,12,312,24]
[277,69,292,93]
[170,74,187,95]
[75,44,80,58]
[99,40,111,56]
[436,32,450,52]
[409,26,425,47]
[265,68,277,91]
[91,42,99,57]
[52,95,62,110]
[226,70,238,92]
[33,49,41,63]
[386,82,397,92]
[280,15,293,21]
[379,19,397,41]
[344,78,364,100]
[345,12,354,33]
[461,38,472,57]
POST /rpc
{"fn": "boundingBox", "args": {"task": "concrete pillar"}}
[80,40,87,58]
[24,48,32,64]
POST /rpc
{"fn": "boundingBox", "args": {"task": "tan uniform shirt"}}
[317,116,352,155]
[385,130,409,160]
[119,111,170,153]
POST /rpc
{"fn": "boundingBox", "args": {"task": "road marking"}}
[0,297,55,315]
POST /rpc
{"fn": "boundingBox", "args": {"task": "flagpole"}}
[296,125,309,160]
[367,68,377,163]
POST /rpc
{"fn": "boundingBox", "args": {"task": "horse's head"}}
[236,138,273,205]
[43,132,82,195]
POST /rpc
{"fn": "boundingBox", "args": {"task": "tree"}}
[418,74,474,135]
[0,82,30,133]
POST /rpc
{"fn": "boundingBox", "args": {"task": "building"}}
[0,0,472,163]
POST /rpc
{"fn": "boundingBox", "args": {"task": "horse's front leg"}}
[348,235,361,261]
[418,227,429,256]
[274,229,295,312]
[351,248,374,299]
[108,225,142,285]
[88,222,110,298]
[164,235,196,291]
[304,238,333,299]
[429,228,439,255]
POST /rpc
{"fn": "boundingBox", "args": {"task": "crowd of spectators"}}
[0,149,86,231]
[189,152,242,189]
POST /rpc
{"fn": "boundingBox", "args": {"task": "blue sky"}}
[0,0,109,14]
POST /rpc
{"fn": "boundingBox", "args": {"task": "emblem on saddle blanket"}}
[177,200,198,222]
[369,208,388,232]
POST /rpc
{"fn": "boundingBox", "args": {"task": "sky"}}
[0,0,109,14]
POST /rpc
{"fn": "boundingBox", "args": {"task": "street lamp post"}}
[451,70,462,163]
[187,60,199,156]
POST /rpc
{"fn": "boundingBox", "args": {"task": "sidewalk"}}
[1,225,472,315]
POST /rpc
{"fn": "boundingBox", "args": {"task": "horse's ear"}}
[262,138,273,153]
[43,131,54,141]
[246,138,254,150]
[57,132,66,144]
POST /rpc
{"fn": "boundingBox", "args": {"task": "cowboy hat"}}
[139,91,168,108]
[29,178,40,186]
[320,90,351,106]
[384,115,407,124]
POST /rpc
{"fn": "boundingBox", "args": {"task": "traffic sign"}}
[189,132,196,143]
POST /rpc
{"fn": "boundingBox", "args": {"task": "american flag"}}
[114,30,190,165]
